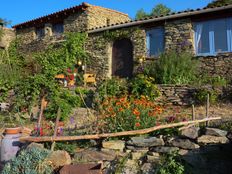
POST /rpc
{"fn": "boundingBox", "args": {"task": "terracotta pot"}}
[5,127,21,134]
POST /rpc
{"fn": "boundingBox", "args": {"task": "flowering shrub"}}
[99,95,164,132]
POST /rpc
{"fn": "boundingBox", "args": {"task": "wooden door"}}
[112,38,133,78]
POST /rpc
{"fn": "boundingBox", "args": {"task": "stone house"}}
[12,3,232,81]
[0,26,15,49]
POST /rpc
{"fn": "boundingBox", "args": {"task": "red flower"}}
[135,122,141,127]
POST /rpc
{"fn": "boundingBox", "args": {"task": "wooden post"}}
[192,104,195,121]
[192,104,196,127]
[206,94,210,127]
[51,107,61,151]
[37,96,45,135]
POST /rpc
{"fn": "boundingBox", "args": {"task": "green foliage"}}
[195,75,227,87]
[135,9,148,20]
[45,89,82,120]
[156,152,185,174]
[194,88,219,105]
[207,0,232,7]
[130,74,160,101]
[103,28,135,41]
[0,32,88,120]
[135,3,172,19]
[96,77,128,103]
[54,142,76,156]
[2,147,53,174]
[149,51,199,84]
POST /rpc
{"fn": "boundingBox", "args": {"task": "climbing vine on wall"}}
[0,32,88,120]
[103,28,139,41]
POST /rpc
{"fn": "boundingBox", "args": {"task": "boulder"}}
[45,150,71,169]
[146,155,160,163]
[171,138,200,150]
[205,128,227,137]
[127,136,164,147]
[73,149,116,163]
[181,127,200,139]
[102,140,125,151]
[197,135,229,145]
[122,159,139,174]
[27,142,44,149]
[141,163,156,174]
[150,146,179,153]
[131,151,146,160]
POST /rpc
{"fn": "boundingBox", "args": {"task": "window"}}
[36,27,45,39]
[52,23,64,36]
[146,27,164,57]
[194,18,232,56]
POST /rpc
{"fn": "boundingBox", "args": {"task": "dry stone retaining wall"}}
[73,127,232,174]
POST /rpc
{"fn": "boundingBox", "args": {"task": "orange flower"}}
[108,107,113,112]
[135,122,141,127]
[116,102,121,106]
[133,108,140,116]
[119,107,124,112]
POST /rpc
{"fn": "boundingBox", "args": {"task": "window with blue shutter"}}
[52,23,64,36]
[146,27,164,57]
[194,18,232,56]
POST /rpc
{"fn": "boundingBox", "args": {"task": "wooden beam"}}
[20,117,221,143]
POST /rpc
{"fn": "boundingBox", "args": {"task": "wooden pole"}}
[20,117,221,143]
[51,107,61,151]
[192,104,195,121]
[37,96,45,135]
[206,94,210,126]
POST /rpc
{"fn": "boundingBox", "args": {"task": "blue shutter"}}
[146,32,151,56]
[227,18,232,52]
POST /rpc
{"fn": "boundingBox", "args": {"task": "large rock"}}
[197,135,229,145]
[45,150,71,169]
[127,136,164,147]
[141,163,156,174]
[205,128,227,137]
[150,146,179,153]
[170,138,200,150]
[73,149,116,163]
[102,140,125,151]
[181,127,200,139]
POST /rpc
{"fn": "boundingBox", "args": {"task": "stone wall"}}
[199,53,232,81]
[0,27,15,48]
[157,84,232,106]
[164,19,194,53]
[73,127,232,174]
[86,5,130,30]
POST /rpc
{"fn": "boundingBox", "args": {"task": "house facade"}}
[12,3,232,81]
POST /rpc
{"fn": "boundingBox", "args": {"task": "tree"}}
[135,9,148,20]
[151,4,172,17]
[135,3,172,20]
[207,0,232,7]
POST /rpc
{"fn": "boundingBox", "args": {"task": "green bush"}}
[195,75,227,87]
[149,50,199,84]
[2,147,53,174]
[156,152,185,174]
[194,88,219,105]
[130,74,160,101]
[95,77,128,102]
[44,89,82,120]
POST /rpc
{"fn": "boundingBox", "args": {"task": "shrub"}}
[194,88,219,105]
[195,75,227,87]
[2,147,53,174]
[130,74,161,101]
[99,96,164,132]
[44,89,82,120]
[149,50,199,84]
[95,77,128,103]
[156,152,185,174]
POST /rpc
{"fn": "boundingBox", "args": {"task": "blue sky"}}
[1,0,213,27]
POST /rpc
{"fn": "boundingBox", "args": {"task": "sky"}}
[0,0,213,27]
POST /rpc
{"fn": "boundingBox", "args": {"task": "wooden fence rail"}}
[20,117,221,143]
